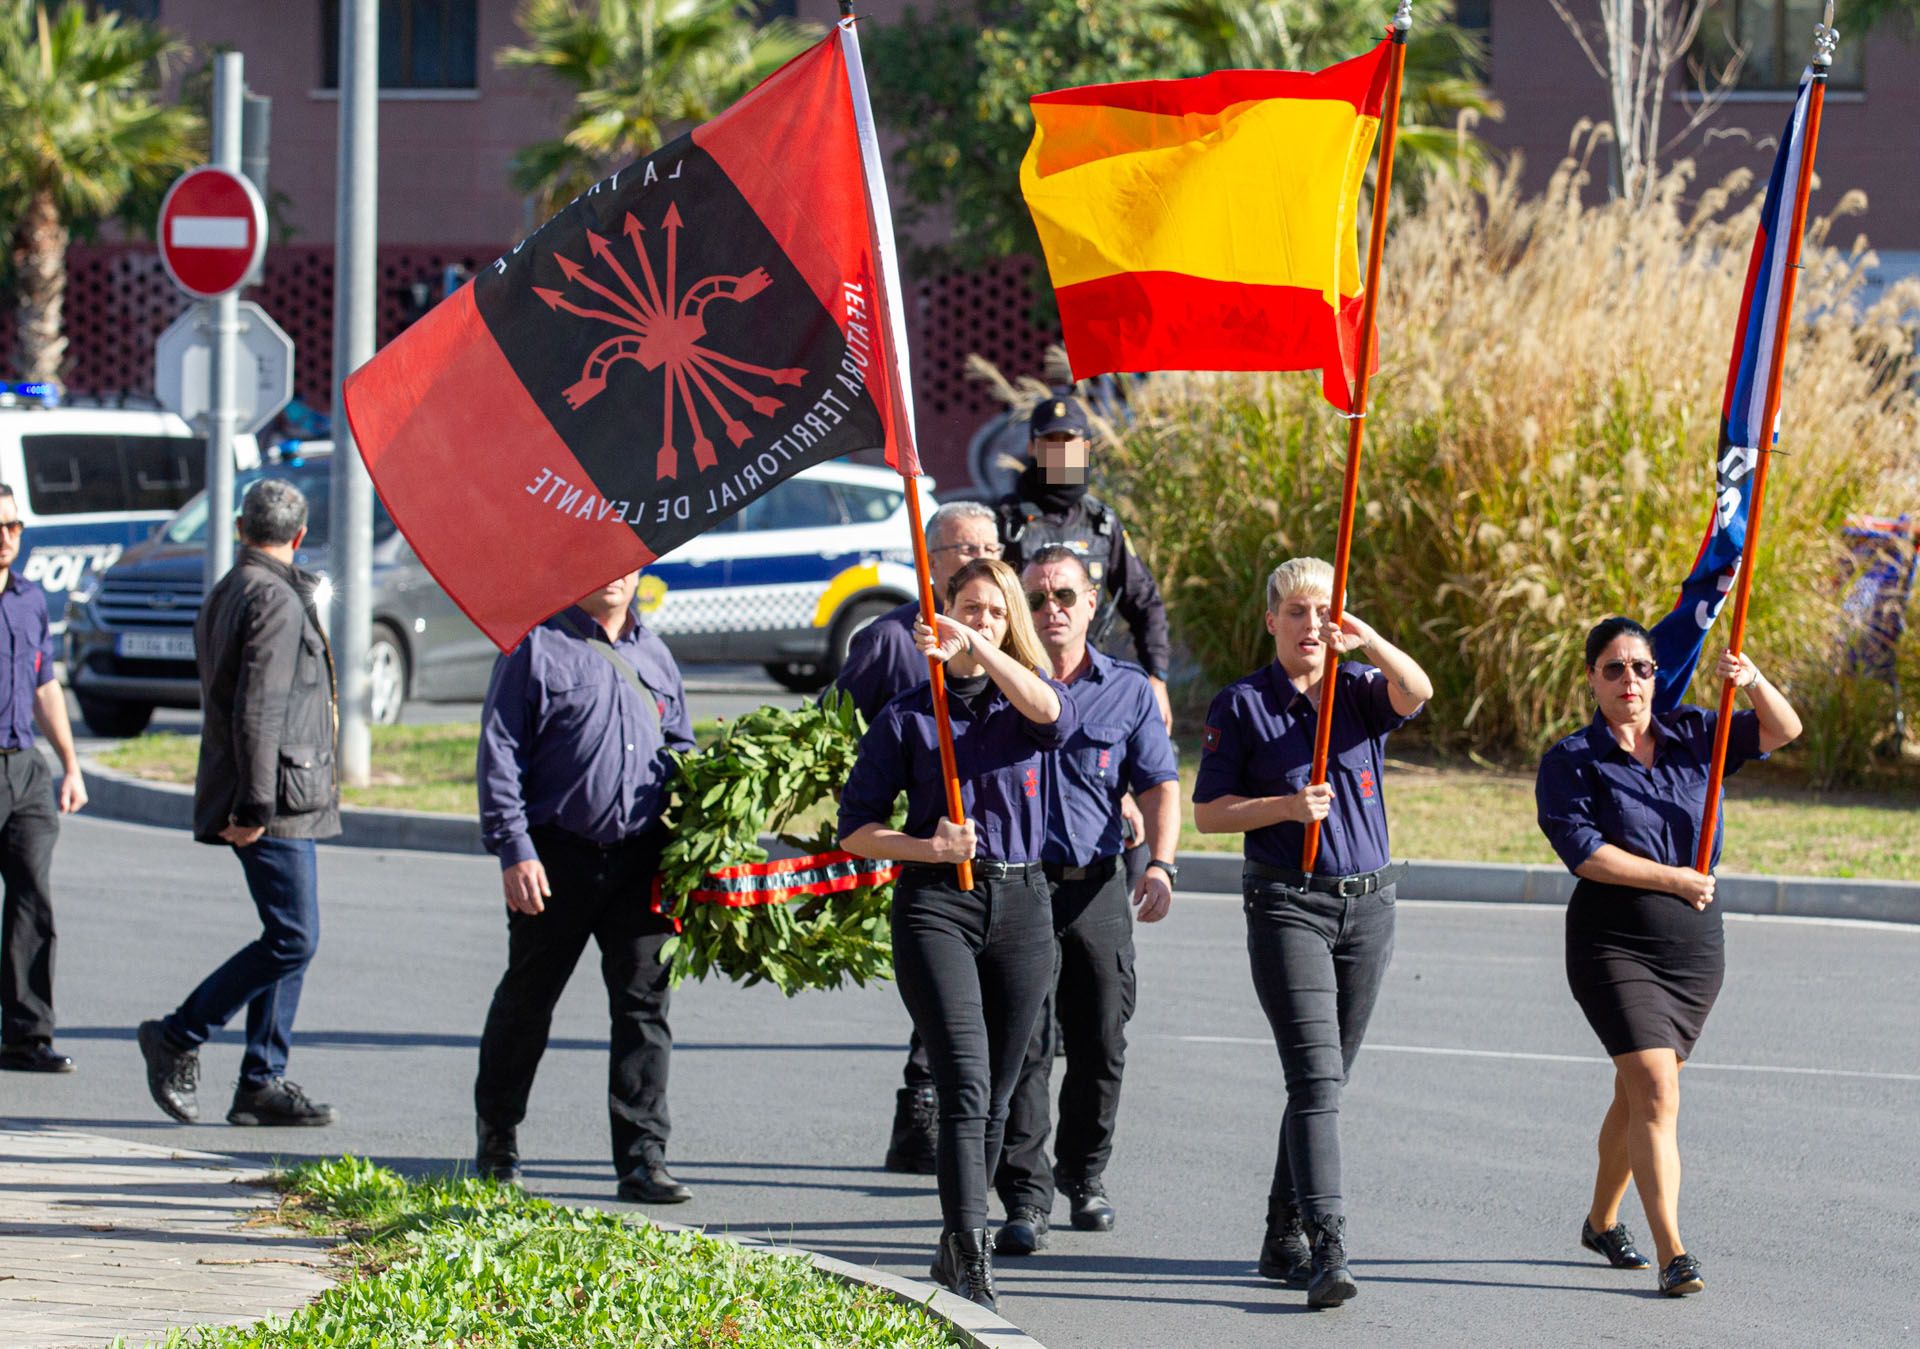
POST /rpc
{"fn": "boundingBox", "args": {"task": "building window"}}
[321,0,478,91]
[1693,0,1863,92]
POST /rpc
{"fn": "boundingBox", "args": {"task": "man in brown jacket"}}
[138,477,341,1127]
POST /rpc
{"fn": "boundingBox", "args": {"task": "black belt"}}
[532,824,658,854]
[902,859,1046,882]
[1244,860,1406,898]
[1045,855,1119,884]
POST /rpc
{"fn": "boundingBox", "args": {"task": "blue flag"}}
[1650,75,1813,712]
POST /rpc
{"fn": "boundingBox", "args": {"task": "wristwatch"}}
[1147,858,1180,882]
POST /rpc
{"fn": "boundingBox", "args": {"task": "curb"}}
[79,758,1920,924]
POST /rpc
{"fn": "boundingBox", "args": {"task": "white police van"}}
[0,382,257,632]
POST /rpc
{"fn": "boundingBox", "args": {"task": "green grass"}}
[140,1156,959,1349]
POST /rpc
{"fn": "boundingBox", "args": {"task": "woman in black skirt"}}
[1536,617,1801,1297]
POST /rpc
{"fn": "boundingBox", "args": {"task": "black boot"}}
[1259,1203,1312,1285]
[885,1085,938,1174]
[1062,1176,1116,1231]
[475,1117,522,1185]
[995,1204,1051,1256]
[1306,1213,1358,1309]
[930,1228,998,1312]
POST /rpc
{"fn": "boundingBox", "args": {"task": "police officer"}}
[995,396,1172,731]
[472,570,696,1204]
[993,546,1179,1257]
[834,500,1003,1174]
[1192,557,1432,1310]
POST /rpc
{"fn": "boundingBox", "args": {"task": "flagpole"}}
[1301,2,1410,876]
[839,3,974,891]
[1693,10,1834,875]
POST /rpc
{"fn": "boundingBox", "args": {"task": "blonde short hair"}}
[1266,557,1334,611]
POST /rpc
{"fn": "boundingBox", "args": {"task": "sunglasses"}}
[1026,586,1084,612]
[0,521,21,536]
[1597,659,1657,682]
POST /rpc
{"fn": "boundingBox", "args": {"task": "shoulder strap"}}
[573,618,661,733]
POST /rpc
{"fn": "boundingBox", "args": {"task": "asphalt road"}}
[5,815,1917,1348]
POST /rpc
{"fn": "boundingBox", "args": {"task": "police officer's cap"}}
[1029,395,1091,439]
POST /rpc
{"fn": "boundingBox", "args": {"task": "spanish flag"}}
[1020,44,1393,411]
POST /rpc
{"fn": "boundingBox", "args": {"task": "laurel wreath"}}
[655,691,899,995]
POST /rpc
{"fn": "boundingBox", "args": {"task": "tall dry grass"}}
[1074,132,1920,767]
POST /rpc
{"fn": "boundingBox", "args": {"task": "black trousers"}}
[892,863,1054,1233]
[0,751,59,1047]
[474,827,676,1178]
[996,855,1136,1212]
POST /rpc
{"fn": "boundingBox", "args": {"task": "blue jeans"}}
[165,837,319,1087]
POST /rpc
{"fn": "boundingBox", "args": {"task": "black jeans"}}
[0,751,59,1046]
[893,863,1054,1233]
[997,855,1137,1212]
[474,828,675,1178]
[1244,876,1396,1222]
[165,836,320,1086]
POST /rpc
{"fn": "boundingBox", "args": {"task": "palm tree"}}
[500,0,820,221]
[0,1,200,386]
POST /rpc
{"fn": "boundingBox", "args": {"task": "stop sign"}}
[157,166,267,298]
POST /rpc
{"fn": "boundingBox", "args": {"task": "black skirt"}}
[1565,879,1725,1060]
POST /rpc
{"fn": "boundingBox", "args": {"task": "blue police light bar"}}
[0,380,60,407]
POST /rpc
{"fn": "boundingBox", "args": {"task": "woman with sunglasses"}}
[1536,616,1801,1298]
[840,557,1074,1313]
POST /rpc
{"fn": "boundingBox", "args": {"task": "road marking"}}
[1171,1036,1920,1084]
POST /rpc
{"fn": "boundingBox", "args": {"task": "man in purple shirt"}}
[472,569,696,1204]
[0,484,87,1074]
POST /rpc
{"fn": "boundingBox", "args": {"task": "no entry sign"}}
[157,166,267,298]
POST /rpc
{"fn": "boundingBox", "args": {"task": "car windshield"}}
[160,462,395,548]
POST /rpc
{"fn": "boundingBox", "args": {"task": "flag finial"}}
[1393,1,1412,35]
[1812,1,1839,69]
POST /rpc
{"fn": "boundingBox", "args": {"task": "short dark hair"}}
[0,483,15,502]
[1023,544,1091,587]
[239,477,308,546]
[1584,616,1652,667]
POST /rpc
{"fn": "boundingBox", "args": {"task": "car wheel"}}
[75,694,154,739]
[765,661,830,694]
[367,624,409,726]
[830,597,900,670]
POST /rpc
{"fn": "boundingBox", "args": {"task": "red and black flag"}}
[342,31,916,650]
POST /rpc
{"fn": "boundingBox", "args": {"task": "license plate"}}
[117,631,195,660]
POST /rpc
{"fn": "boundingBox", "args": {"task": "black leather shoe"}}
[476,1118,522,1186]
[1063,1177,1115,1231]
[1581,1217,1651,1269]
[884,1086,938,1174]
[228,1077,337,1127]
[0,1042,73,1073]
[1259,1205,1312,1285]
[930,1227,998,1312]
[995,1204,1051,1256]
[617,1164,692,1204]
[1306,1214,1358,1309]
[137,1019,199,1123]
[1659,1252,1705,1296]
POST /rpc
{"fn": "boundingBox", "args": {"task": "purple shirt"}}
[839,672,1078,864]
[478,605,694,868]
[833,598,927,723]
[1193,662,1418,876]
[1536,705,1765,874]
[1045,649,1178,866]
[0,572,56,751]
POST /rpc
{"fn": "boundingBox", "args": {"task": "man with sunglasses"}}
[994,397,1173,732]
[0,486,86,1074]
[993,545,1179,1256]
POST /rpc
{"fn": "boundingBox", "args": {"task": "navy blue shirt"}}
[478,605,694,868]
[833,598,926,724]
[1536,705,1765,874]
[1045,649,1178,866]
[839,672,1078,864]
[1193,662,1418,875]
[0,572,55,751]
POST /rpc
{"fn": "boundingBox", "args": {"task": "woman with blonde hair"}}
[840,557,1075,1312]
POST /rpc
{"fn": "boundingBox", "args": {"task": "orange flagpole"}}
[840,4,973,889]
[1693,18,1833,875]
[1300,8,1409,876]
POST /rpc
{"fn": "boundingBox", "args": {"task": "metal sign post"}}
[207,53,246,587]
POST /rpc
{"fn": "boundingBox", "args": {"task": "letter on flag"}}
[342,33,916,651]
[1018,45,1394,411]
[1650,75,1814,711]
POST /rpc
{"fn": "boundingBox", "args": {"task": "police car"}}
[642,459,937,691]
[0,383,257,634]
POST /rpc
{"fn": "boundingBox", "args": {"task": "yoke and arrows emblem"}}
[534,200,806,481]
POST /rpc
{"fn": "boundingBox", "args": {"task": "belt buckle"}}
[1336,874,1367,898]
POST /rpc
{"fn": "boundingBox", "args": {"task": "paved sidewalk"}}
[0,1125,333,1348]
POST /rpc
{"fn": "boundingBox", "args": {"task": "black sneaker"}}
[137,1019,199,1123]
[227,1077,336,1127]
[1259,1206,1312,1285]
[1659,1252,1705,1296]
[1581,1216,1652,1269]
[1063,1177,1115,1231]
[995,1204,1051,1256]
